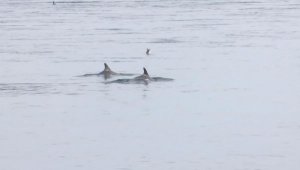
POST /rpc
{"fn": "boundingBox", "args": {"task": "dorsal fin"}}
[104,63,111,70]
[143,67,149,76]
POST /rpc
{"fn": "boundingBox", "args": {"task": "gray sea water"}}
[1,0,300,169]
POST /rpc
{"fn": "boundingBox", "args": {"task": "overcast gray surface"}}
[1,0,300,170]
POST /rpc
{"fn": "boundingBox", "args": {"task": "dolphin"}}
[133,68,151,81]
[106,67,173,84]
[80,63,134,79]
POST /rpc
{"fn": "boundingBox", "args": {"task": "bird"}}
[146,48,150,55]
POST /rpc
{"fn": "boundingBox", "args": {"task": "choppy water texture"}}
[1,0,300,170]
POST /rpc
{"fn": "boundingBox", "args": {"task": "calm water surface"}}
[1,0,300,170]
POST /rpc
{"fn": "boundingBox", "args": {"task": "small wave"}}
[0,83,51,96]
[149,38,182,44]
